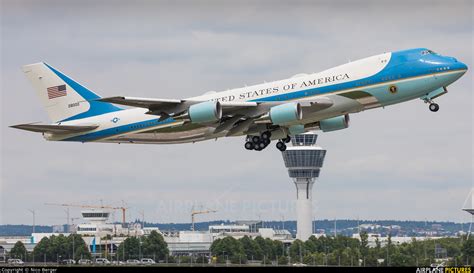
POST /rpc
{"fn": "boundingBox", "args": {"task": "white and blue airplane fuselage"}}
[12,48,468,151]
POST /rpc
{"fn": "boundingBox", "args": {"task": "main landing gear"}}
[276,136,291,152]
[245,131,271,151]
[244,132,291,152]
[276,141,286,152]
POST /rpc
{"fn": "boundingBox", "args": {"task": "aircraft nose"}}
[450,57,468,71]
[458,61,468,71]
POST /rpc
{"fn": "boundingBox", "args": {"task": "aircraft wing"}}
[98,96,183,110]
[99,95,334,136]
[98,96,332,117]
[98,96,262,118]
[10,123,99,134]
[98,96,259,109]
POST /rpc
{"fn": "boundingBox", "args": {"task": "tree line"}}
[7,231,170,262]
[116,230,169,260]
[7,231,474,266]
[209,233,474,266]
[9,234,91,262]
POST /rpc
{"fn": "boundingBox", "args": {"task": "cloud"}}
[1,0,472,225]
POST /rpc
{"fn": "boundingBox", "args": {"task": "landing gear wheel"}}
[263,138,271,145]
[252,136,261,144]
[254,146,263,151]
[429,103,439,112]
[244,141,254,150]
[283,136,291,143]
[261,131,272,140]
[258,142,266,149]
[276,141,287,152]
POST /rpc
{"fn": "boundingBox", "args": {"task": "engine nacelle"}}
[319,114,350,132]
[288,124,305,135]
[188,101,222,123]
[269,102,302,125]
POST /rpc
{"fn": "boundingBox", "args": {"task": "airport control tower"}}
[462,188,474,238]
[281,133,327,241]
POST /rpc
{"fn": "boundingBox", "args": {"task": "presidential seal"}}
[389,85,398,94]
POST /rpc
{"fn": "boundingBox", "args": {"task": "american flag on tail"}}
[47,84,67,99]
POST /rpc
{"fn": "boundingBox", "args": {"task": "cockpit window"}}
[421,49,436,55]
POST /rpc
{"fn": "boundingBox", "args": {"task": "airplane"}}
[11,48,468,151]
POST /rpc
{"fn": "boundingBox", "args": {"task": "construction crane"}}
[45,202,129,227]
[191,208,217,231]
[69,217,80,233]
[70,217,80,225]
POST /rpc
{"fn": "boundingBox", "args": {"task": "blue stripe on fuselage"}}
[63,118,175,142]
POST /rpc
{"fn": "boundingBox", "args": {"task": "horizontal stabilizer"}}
[10,123,98,134]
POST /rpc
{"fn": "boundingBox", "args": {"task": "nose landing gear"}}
[423,98,440,112]
[428,103,440,112]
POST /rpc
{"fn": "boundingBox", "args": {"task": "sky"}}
[0,0,473,226]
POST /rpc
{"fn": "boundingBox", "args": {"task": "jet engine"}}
[319,114,350,132]
[178,101,222,124]
[255,102,302,125]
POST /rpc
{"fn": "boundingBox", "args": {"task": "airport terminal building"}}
[0,210,294,259]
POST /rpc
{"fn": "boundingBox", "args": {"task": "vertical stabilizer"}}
[22,62,122,123]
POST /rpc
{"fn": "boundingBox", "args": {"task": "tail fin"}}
[22,62,123,123]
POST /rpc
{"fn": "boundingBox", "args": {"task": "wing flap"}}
[10,123,99,134]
